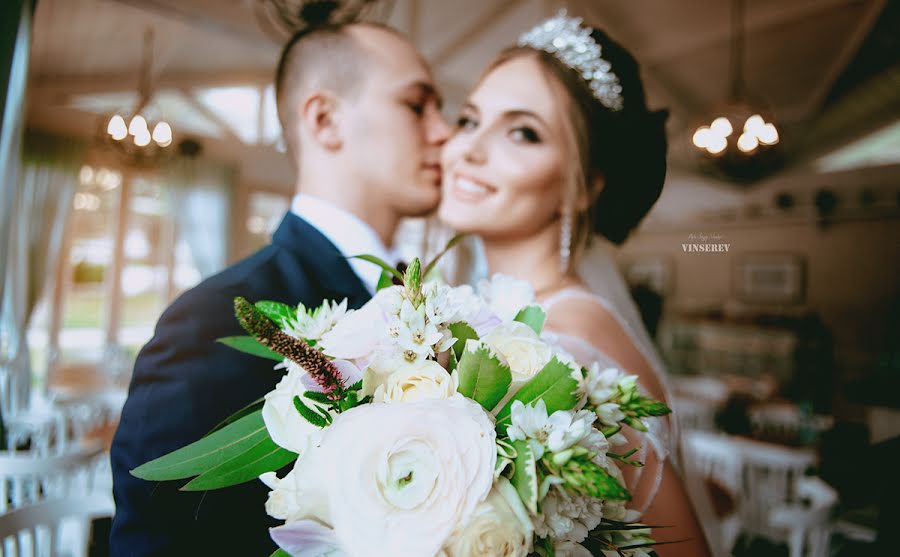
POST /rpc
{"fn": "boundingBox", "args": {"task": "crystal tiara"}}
[517,10,624,112]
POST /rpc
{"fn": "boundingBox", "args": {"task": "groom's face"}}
[341,28,450,217]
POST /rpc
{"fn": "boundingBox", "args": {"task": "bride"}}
[437,12,711,556]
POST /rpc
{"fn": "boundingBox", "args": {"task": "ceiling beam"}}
[430,0,521,67]
[802,0,886,117]
[179,88,243,143]
[105,0,276,46]
[29,70,273,104]
[641,0,868,66]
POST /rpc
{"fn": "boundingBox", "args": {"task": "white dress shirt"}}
[291,193,395,294]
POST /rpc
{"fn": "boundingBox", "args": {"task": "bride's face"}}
[438,55,570,240]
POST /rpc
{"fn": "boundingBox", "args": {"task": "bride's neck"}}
[481,224,573,295]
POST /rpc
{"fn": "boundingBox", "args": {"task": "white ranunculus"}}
[443,477,533,557]
[262,363,329,455]
[259,442,331,524]
[310,395,497,557]
[478,274,535,322]
[319,290,392,361]
[483,322,551,384]
[373,359,458,403]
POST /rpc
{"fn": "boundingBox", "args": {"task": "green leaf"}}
[456,342,511,411]
[447,322,478,360]
[495,357,579,433]
[270,550,291,557]
[293,395,329,428]
[422,233,466,277]
[132,410,270,481]
[376,269,394,291]
[183,437,297,491]
[447,346,459,374]
[254,301,295,328]
[205,396,265,437]
[216,336,282,362]
[349,254,402,279]
[510,439,538,514]
[514,305,546,335]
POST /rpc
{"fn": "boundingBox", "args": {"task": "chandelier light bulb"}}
[710,116,733,138]
[737,132,759,152]
[128,114,148,136]
[758,123,779,145]
[706,134,728,155]
[107,115,128,140]
[744,114,766,135]
[134,129,152,147]
[152,121,173,147]
[692,126,712,149]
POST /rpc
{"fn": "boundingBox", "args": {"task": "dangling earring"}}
[559,205,572,274]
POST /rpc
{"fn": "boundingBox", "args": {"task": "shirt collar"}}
[291,193,395,294]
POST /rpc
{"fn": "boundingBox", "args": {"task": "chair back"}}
[0,494,113,557]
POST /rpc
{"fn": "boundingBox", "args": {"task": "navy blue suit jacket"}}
[110,213,372,556]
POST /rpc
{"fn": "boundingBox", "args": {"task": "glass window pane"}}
[246,191,289,253]
[57,165,120,366]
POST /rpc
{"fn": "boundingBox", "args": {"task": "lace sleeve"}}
[540,291,678,514]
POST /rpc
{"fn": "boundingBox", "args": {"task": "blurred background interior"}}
[1,0,899,556]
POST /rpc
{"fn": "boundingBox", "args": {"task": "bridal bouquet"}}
[133,252,671,557]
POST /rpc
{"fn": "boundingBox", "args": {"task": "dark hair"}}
[490,27,668,247]
[274,2,396,166]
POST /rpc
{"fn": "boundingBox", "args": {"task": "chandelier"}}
[691,0,781,181]
[101,29,173,165]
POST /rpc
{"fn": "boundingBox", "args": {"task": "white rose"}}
[312,395,497,557]
[373,359,458,403]
[478,274,535,322]
[483,322,552,384]
[262,363,328,455]
[444,477,533,557]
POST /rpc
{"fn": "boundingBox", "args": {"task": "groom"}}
[110,22,449,556]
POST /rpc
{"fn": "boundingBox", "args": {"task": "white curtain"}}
[0,0,34,418]
[1,132,84,416]
[168,157,234,279]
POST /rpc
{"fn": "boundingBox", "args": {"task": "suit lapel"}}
[270,212,372,309]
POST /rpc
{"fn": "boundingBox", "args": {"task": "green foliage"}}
[216,336,282,362]
[542,452,630,501]
[447,322,478,360]
[510,439,538,514]
[254,301,296,328]
[514,305,546,335]
[495,357,580,433]
[456,343,512,411]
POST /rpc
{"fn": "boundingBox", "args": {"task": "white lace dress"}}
[540,287,678,513]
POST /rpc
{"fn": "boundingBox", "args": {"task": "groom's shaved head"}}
[275,22,402,161]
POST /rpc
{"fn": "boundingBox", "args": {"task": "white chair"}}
[0,494,114,557]
[672,395,719,431]
[733,439,819,545]
[749,404,833,445]
[0,444,108,512]
[682,431,743,557]
[769,476,838,557]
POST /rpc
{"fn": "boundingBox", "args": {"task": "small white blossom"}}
[507,401,593,460]
[285,298,350,341]
[532,485,603,543]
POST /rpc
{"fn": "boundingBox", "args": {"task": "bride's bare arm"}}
[545,299,711,557]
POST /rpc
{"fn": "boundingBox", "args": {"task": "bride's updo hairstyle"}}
[487,27,668,254]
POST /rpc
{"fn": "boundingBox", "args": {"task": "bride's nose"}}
[462,136,487,165]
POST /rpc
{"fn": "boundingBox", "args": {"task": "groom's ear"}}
[301,91,343,150]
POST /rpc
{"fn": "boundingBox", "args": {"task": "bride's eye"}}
[406,102,425,116]
[510,126,541,144]
[456,115,477,130]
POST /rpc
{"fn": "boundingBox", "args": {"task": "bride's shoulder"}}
[541,287,625,348]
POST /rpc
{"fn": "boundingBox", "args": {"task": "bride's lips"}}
[421,162,442,183]
[448,172,497,203]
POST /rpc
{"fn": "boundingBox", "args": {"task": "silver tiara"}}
[517,10,623,112]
